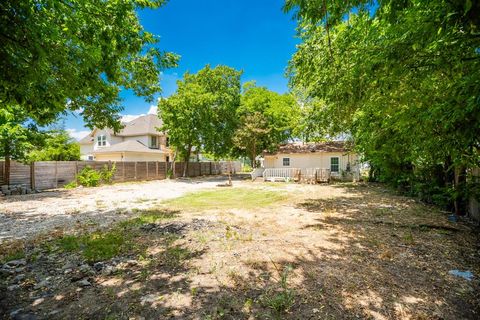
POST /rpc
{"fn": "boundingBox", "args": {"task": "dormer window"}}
[150,136,158,149]
[97,135,106,147]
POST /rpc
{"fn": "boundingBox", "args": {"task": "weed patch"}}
[54,209,178,262]
[0,242,25,264]
[260,265,295,314]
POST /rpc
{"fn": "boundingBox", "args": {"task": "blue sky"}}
[66,0,299,139]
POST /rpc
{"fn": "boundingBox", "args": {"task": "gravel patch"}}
[0,177,232,242]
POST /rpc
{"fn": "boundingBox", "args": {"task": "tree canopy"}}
[233,82,299,167]
[1,0,178,131]
[285,0,480,213]
[158,65,242,174]
[28,130,80,162]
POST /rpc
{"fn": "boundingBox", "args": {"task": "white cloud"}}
[121,114,144,123]
[120,105,158,123]
[147,105,157,115]
[66,128,91,141]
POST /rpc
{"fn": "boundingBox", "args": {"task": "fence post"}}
[54,161,58,188]
[30,162,35,190]
[134,161,137,180]
[122,162,125,181]
[210,162,212,175]
[146,161,149,180]
[156,161,159,179]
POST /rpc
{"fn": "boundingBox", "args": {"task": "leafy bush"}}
[241,163,253,173]
[65,164,116,189]
[64,181,77,189]
[100,163,116,184]
[76,166,101,187]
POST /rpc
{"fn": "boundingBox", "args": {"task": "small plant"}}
[163,245,191,268]
[100,163,116,184]
[64,180,77,189]
[260,265,295,314]
[166,168,174,179]
[403,230,415,245]
[76,166,101,187]
[241,163,253,173]
[0,245,25,264]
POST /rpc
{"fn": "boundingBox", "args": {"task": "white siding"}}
[264,152,358,175]
[123,152,166,162]
[94,152,166,162]
[79,143,94,160]
[93,129,123,151]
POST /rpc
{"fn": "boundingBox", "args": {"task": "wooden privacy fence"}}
[0,160,241,191]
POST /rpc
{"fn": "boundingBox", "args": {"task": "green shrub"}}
[241,163,253,173]
[100,163,116,184]
[64,181,77,189]
[76,166,101,187]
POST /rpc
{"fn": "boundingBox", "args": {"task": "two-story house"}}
[79,114,172,162]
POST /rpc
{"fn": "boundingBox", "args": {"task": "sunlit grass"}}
[162,187,287,211]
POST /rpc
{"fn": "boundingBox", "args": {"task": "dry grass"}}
[1,182,479,319]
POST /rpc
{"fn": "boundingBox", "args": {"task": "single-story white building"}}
[263,141,359,180]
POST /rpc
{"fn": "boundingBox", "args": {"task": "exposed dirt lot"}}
[0,177,225,242]
[1,180,479,319]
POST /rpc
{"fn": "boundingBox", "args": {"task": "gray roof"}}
[78,114,163,144]
[93,140,165,154]
[119,114,163,136]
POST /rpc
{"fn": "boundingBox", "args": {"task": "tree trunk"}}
[454,166,467,216]
[183,144,192,177]
[251,141,257,168]
[250,153,256,169]
[171,150,177,178]
[4,153,10,186]
[444,156,455,212]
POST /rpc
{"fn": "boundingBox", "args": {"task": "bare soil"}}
[0,177,224,242]
[1,181,479,319]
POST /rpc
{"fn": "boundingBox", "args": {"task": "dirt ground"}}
[1,180,479,319]
[0,177,225,242]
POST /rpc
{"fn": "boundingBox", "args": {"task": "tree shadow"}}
[1,184,479,319]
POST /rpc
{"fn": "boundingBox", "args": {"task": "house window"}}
[330,157,339,172]
[150,136,158,148]
[97,135,106,147]
[165,137,170,147]
[283,158,290,166]
[87,155,94,160]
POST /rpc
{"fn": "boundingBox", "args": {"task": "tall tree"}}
[28,130,80,161]
[285,0,480,214]
[158,65,242,176]
[0,106,38,184]
[1,0,178,131]
[1,0,177,181]
[233,83,299,167]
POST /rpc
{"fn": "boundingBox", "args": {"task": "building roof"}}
[119,114,163,137]
[264,141,350,155]
[78,114,163,144]
[92,140,165,154]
